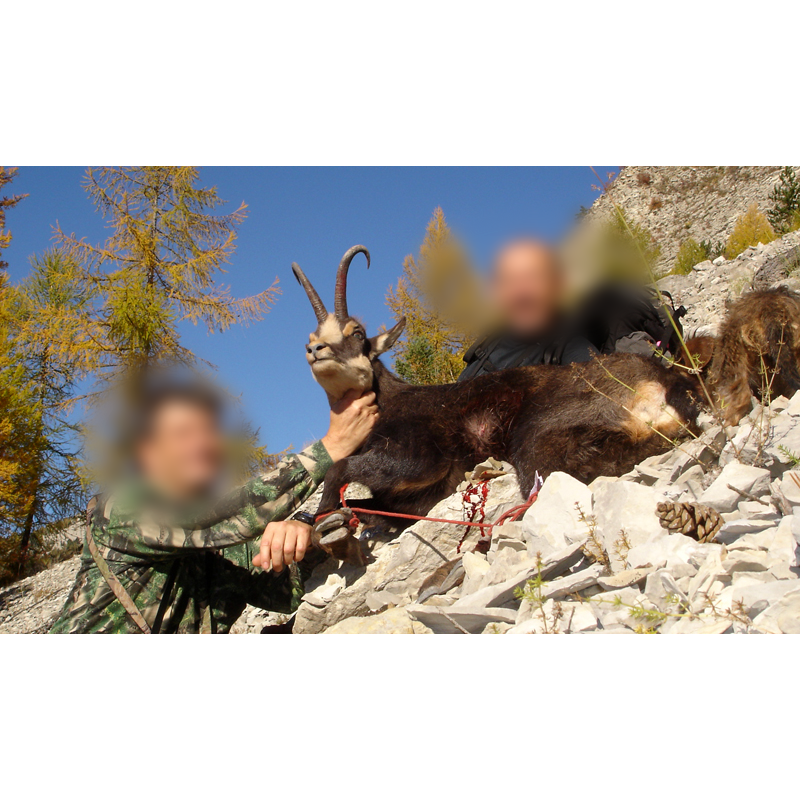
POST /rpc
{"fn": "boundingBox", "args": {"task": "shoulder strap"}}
[461,338,500,377]
[85,506,152,634]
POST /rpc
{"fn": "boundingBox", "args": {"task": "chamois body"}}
[317,354,702,522]
[291,246,704,560]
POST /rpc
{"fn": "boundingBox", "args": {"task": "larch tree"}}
[0,167,27,272]
[0,167,35,550]
[386,208,482,384]
[55,167,280,382]
[0,171,79,577]
[598,208,662,281]
[6,251,94,545]
[0,248,95,581]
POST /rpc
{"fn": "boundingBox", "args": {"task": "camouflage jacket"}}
[50,442,332,634]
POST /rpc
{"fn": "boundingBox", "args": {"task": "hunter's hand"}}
[252,520,312,573]
[322,389,379,462]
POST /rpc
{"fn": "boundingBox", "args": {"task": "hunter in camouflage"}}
[50,443,332,634]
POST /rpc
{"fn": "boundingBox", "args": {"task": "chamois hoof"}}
[318,527,352,547]
[313,510,353,534]
[311,510,368,566]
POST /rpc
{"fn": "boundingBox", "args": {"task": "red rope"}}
[316,481,540,551]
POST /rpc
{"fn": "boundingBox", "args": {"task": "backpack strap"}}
[461,338,500,376]
[85,505,152,634]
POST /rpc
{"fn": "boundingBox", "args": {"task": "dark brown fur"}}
[675,335,716,373]
[314,355,702,528]
[709,288,800,424]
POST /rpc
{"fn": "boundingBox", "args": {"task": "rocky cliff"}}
[583,166,799,273]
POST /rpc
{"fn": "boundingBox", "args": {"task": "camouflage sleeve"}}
[98,441,332,556]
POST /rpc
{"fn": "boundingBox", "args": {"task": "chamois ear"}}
[369,318,406,359]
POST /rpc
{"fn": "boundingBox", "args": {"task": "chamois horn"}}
[292,263,328,324]
[334,245,370,320]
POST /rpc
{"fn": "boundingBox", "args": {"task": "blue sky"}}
[4,167,615,453]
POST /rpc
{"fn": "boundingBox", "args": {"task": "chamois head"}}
[292,245,406,403]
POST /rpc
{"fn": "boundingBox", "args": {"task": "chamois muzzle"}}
[335,245,370,320]
[291,262,328,324]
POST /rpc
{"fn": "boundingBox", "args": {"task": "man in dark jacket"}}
[459,238,596,381]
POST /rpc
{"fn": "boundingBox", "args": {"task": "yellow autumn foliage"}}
[725,204,776,260]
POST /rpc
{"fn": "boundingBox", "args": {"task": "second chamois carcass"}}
[293,246,704,562]
[674,288,800,424]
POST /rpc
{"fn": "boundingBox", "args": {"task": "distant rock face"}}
[658,230,800,335]
[583,166,799,274]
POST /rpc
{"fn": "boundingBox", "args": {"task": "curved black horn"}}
[334,245,370,320]
[292,263,328,324]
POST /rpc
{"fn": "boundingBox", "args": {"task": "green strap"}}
[85,514,152,635]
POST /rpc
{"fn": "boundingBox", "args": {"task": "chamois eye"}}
[353,331,365,340]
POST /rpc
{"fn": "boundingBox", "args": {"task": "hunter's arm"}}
[97,441,332,556]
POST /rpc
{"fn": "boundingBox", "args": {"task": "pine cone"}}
[656,501,723,543]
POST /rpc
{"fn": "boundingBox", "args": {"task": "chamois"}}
[292,246,705,561]
[706,288,800,424]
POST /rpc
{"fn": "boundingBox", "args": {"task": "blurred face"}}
[137,400,224,499]
[491,240,562,339]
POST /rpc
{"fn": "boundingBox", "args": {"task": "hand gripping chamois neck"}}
[292,245,406,405]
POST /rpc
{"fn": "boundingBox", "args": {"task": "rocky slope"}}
[659,229,800,334]
[280,394,800,634]
[0,557,79,634]
[583,166,799,273]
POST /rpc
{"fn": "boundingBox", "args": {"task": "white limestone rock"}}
[592,481,666,572]
[294,472,524,633]
[752,588,800,633]
[522,471,593,555]
[322,608,433,634]
[699,463,771,512]
[406,605,516,634]
[452,542,586,610]
[461,550,490,596]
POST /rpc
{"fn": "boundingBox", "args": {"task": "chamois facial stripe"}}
[310,315,344,345]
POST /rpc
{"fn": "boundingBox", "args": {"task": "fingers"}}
[251,521,311,573]
[352,390,377,409]
[253,523,278,571]
[335,388,366,410]
[282,525,298,570]
[271,527,286,572]
[295,525,311,563]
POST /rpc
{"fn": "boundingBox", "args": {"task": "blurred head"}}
[491,239,564,339]
[133,383,225,499]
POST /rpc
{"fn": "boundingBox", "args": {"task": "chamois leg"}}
[311,437,462,564]
[309,460,366,564]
